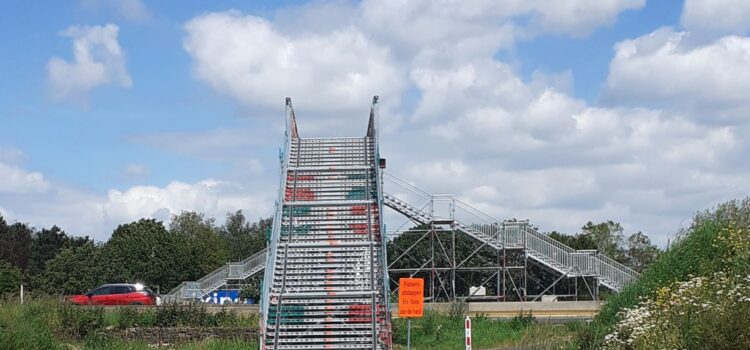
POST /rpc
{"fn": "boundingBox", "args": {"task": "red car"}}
[67,283,159,305]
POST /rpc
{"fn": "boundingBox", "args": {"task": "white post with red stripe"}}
[465,316,472,350]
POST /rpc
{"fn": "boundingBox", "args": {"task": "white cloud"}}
[183,11,405,113]
[0,157,271,240]
[379,51,750,245]
[0,162,50,194]
[527,0,645,36]
[360,0,644,63]
[182,2,643,118]
[0,177,271,241]
[9,1,748,249]
[681,0,750,35]
[102,179,270,226]
[47,24,132,104]
[602,28,750,122]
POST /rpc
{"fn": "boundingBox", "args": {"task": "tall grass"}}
[0,297,60,350]
[0,297,258,350]
[392,310,573,349]
[579,198,750,348]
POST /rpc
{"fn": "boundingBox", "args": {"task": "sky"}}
[2,0,750,245]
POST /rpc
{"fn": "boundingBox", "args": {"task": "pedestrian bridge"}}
[165,97,639,350]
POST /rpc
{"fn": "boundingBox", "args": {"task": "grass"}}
[80,338,257,350]
[0,296,576,350]
[577,198,750,348]
[391,310,576,350]
[0,296,259,350]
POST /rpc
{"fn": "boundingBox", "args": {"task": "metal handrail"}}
[382,172,432,201]
[381,175,641,291]
[260,98,295,334]
[165,248,270,302]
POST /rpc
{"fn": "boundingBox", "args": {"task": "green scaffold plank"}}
[280,225,312,235]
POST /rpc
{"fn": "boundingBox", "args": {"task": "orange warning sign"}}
[398,278,424,318]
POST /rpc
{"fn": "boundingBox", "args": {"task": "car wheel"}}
[129,302,143,305]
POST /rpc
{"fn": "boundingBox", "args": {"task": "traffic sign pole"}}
[465,316,472,350]
[407,318,411,350]
[398,278,424,350]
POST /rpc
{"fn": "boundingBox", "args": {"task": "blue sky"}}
[2,0,750,245]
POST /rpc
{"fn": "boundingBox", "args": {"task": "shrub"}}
[0,261,22,295]
[582,198,750,348]
[57,302,105,339]
[0,298,59,350]
[603,272,750,349]
[154,303,247,327]
[112,306,155,329]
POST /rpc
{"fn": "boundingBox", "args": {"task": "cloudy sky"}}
[1,0,749,245]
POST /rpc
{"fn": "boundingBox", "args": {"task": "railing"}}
[369,95,393,346]
[453,199,503,245]
[164,248,269,303]
[596,253,639,288]
[503,221,525,247]
[382,172,432,217]
[523,224,578,272]
[571,250,598,275]
[381,173,640,291]
[260,98,296,333]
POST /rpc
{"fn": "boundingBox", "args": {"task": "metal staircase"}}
[162,248,268,303]
[163,97,638,312]
[382,172,639,291]
[260,97,392,350]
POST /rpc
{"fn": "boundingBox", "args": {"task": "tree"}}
[548,231,597,251]
[624,231,660,272]
[169,211,228,281]
[28,226,91,277]
[219,211,269,261]
[0,218,33,271]
[41,243,104,295]
[549,222,661,272]
[0,260,22,295]
[581,221,626,261]
[104,218,189,292]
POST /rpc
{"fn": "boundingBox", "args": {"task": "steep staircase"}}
[260,98,392,350]
[164,97,639,322]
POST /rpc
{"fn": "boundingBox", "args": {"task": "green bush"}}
[602,272,750,349]
[57,302,105,339]
[112,306,155,329]
[580,198,750,348]
[0,298,59,350]
[0,261,22,295]
[153,303,251,327]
